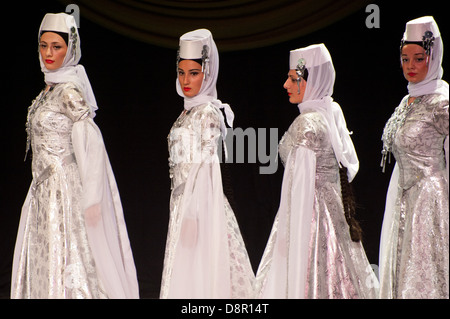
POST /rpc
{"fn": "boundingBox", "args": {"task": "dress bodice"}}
[27,82,90,181]
[392,94,449,189]
[167,103,222,191]
[279,110,339,186]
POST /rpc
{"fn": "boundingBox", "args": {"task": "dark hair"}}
[339,166,363,242]
[39,30,69,45]
[303,68,309,82]
[178,58,203,67]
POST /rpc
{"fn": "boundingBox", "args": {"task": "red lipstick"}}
[183,87,191,92]
[408,72,417,77]
[45,59,54,64]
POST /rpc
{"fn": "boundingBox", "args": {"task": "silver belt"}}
[34,153,76,187]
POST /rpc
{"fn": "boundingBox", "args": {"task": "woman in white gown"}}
[160,29,255,298]
[255,44,379,298]
[379,16,449,299]
[11,13,139,299]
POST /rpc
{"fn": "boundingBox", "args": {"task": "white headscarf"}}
[290,44,359,182]
[39,13,98,118]
[402,16,449,99]
[176,29,234,139]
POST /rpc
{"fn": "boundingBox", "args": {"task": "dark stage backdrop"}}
[0,1,447,298]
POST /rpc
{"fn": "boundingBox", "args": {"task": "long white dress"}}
[160,102,255,298]
[12,82,139,299]
[255,110,379,298]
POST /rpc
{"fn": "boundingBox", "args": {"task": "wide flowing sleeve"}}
[255,144,316,298]
[71,114,139,299]
[378,163,400,299]
[165,104,231,298]
[11,185,33,296]
[431,99,449,183]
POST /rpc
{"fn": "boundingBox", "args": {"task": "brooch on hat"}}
[294,58,306,94]
[422,30,435,55]
[201,45,210,78]
[400,30,435,56]
[296,58,306,78]
[70,26,78,57]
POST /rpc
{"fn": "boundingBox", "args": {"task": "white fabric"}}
[176,29,234,140]
[378,163,400,299]
[294,44,359,181]
[39,13,98,117]
[178,29,208,59]
[71,119,139,298]
[165,161,232,298]
[402,16,449,99]
[289,44,332,73]
[255,145,316,298]
[11,186,32,294]
[39,12,69,32]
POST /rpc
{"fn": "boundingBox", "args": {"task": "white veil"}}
[295,44,359,181]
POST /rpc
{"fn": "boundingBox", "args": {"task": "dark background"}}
[0,0,447,299]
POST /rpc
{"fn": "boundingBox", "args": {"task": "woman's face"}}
[283,69,307,104]
[39,32,68,70]
[178,59,204,97]
[401,44,429,84]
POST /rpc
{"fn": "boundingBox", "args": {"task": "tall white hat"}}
[179,29,212,59]
[403,16,440,42]
[178,29,213,77]
[289,43,332,71]
[402,16,441,56]
[40,13,72,33]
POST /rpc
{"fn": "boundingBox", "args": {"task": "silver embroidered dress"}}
[380,94,449,298]
[12,83,139,299]
[13,83,105,298]
[255,110,379,298]
[12,13,138,299]
[161,102,255,298]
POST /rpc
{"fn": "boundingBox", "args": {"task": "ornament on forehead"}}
[294,57,306,94]
[70,26,78,56]
[295,58,306,78]
[422,31,435,55]
[201,45,210,77]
